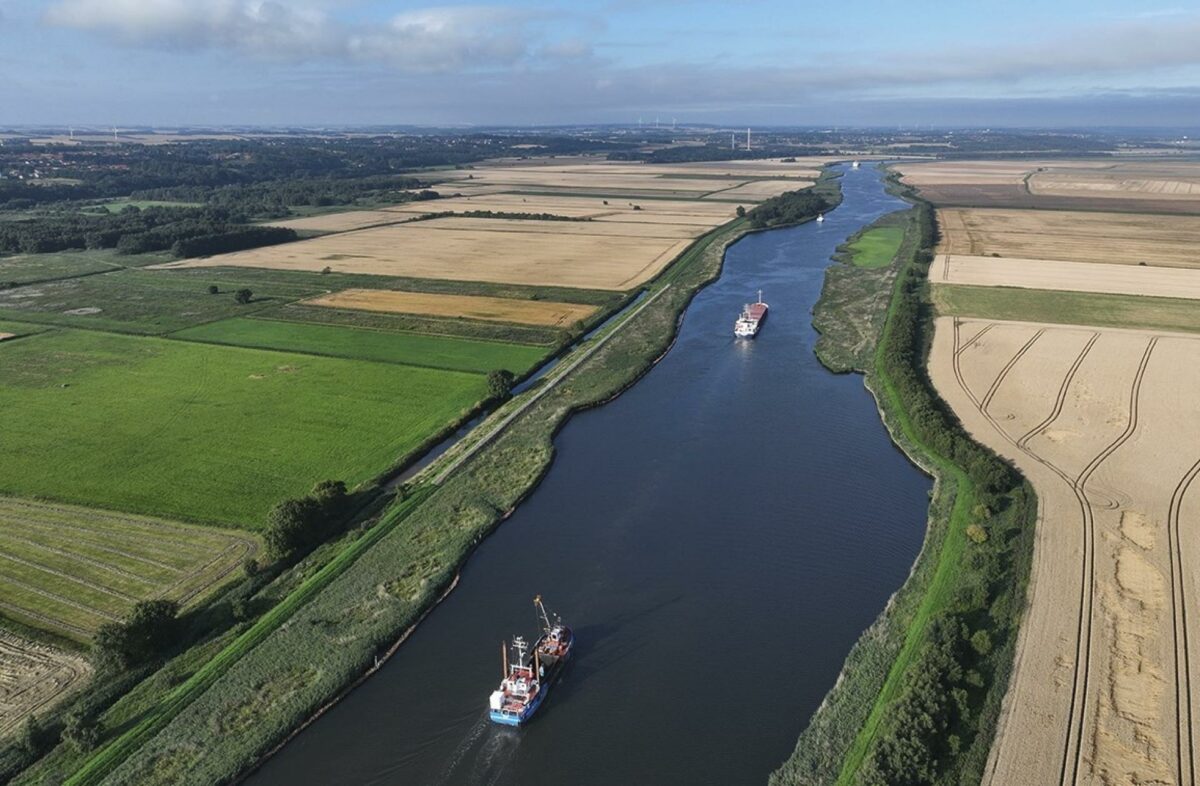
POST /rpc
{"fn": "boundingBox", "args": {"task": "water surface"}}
[249,164,929,786]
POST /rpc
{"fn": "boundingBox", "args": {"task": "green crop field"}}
[845,224,905,268]
[171,317,547,374]
[0,330,486,527]
[0,319,47,337]
[0,250,131,286]
[0,497,257,644]
[932,283,1200,333]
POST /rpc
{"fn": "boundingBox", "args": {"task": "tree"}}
[207,284,219,294]
[62,712,100,752]
[487,369,515,400]
[234,288,253,304]
[736,205,746,217]
[92,599,180,669]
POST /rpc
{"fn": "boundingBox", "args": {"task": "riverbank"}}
[36,174,836,785]
[772,169,1037,785]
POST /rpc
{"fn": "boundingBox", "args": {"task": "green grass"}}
[0,250,131,286]
[844,224,905,269]
[0,320,48,337]
[0,268,330,334]
[171,317,548,374]
[59,488,433,786]
[0,497,257,644]
[933,283,1200,334]
[0,330,485,527]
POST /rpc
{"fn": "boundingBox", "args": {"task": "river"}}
[248,164,931,786]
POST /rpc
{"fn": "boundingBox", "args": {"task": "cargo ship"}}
[734,291,769,338]
[488,596,574,726]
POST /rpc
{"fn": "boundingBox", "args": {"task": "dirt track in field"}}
[302,289,598,327]
[929,316,1200,786]
[0,631,90,738]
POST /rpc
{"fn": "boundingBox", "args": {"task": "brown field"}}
[0,333,14,341]
[937,208,1200,268]
[701,179,813,200]
[154,217,693,290]
[0,631,90,738]
[382,193,739,222]
[410,215,705,239]
[929,317,1200,786]
[936,255,1200,300]
[303,288,598,326]
[895,160,1104,186]
[263,211,412,233]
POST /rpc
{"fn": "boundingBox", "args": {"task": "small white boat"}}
[816,214,825,223]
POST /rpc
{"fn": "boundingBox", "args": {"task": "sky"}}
[2,0,1200,128]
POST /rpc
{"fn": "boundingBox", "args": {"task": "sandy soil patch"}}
[929,317,1200,786]
[939,254,1200,300]
[0,333,14,341]
[153,218,692,290]
[937,208,1200,268]
[303,289,597,327]
[0,631,90,738]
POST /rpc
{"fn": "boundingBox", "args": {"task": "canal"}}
[248,164,931,786]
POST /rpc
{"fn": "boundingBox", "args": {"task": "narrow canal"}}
[249,164,931,786]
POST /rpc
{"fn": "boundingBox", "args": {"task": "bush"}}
[234,288,253,304]
[263,480,351,561]
[487,369,515,400]
[206,284,219,295]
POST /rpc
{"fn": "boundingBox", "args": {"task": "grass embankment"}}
[0,329,484,526]
[814,209,914,372]
[171,317,548,375]
[35,179,835,786]
[933,283,1200,334]
[772,175,1036,786]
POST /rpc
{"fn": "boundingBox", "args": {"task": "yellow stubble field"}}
[301,289,598,326]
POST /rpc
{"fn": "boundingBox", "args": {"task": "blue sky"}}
[3,0,1200,127]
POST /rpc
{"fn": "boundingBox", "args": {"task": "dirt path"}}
[929,316,1200,786]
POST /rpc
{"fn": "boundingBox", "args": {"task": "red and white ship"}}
[734,291,769,338]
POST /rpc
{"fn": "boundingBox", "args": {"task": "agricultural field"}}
[0,268,328,334]
[896,159,1200,214]
[155,217,696,290]
[934,255,1200,299]
[929,318,1200,786]
[932,284,1200,335]
[0,329,486,527]
[0,250,128,286]
[171,317,548,374]
[842,222,905,269]
[937,208,1200,268]
[303,288,597,327]
[380,193,740,223]
[263,210,414,233]
[0,497,257,642]
[0,631,90,739]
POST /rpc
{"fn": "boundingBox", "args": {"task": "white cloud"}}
[42,0,559,71]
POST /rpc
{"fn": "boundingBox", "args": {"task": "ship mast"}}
[758,289,763,305]
[534,594,553,633]
[502,641,508,677]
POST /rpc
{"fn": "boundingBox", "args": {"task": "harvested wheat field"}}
[0,631,90,738]
[424,166,799,199]
[701,179,813,200]
[410,215,704,239]
[155,217,693,290]
[264,210,413,233]
[896,160,1104,187]
[381,193,739,224]
[938,208,1200,268]
[1028,162,1200,202]
[303,288,598,327]
[929,317,1200,786]
[935,255,1200,300]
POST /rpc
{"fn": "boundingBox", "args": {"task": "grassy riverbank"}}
[772,170,1036,786]
[21,175,836,786]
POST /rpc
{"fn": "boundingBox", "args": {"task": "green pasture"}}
[171,317,547,374]
[0,250,129,286]
[845,224,905,269]
[0,330,485,527]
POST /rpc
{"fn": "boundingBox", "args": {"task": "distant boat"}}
[488,596,574,726]
[734,290,769,338]
[851,160,861,169]
[816,213,825,223]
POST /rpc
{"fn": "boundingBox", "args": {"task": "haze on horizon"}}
[3,0,1200,128]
